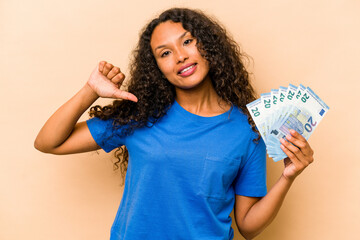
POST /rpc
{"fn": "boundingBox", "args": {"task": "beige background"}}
[1,0,359,239]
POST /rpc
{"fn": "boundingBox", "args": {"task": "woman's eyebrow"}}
[154,31,189,51]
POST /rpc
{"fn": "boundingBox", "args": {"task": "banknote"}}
[269,89,279,130]
[260,93,272,138]
[246,98,268,143]
[246,84,329,162]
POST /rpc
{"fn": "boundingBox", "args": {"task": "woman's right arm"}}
[34,61,138,155]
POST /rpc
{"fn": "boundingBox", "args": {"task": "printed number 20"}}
[304,116,317,132]
[252,107,260,117]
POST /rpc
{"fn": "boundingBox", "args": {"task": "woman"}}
[35,8,314,240]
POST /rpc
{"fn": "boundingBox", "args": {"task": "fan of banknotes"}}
[246,84,329,162]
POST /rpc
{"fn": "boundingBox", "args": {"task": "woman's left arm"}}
[234,129,314,239]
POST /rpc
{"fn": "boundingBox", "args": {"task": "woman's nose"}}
[175,48,188,63]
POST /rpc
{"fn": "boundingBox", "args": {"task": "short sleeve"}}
[86,117,125,153]
[234,138,267,197]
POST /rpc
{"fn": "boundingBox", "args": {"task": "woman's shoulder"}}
[228,105,259,137]
[230,105,250,122]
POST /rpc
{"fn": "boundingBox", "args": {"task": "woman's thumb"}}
[112,89,138,102]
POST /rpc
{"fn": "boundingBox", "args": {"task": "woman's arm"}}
[234,130,314,239]
[34,61,137,155]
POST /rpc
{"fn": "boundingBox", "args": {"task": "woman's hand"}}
[87,61,138,102]
[280,129,314,181]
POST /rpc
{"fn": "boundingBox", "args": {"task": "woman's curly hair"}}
[89,8,259,177]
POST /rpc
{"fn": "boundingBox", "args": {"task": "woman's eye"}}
[184,39,193,45]
[161,51,170,57]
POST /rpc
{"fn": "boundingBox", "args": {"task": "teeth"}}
[179,64,195,74]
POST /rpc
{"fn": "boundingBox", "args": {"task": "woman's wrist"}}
[82,82,100,102]
[280,173,296,185]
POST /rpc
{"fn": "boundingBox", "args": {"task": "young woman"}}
[35,8,314,240]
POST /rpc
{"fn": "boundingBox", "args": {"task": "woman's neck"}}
[175,77,231,117]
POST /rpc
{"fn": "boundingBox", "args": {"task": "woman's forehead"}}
[150,21,190,49]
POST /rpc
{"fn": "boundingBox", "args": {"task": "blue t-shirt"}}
[87,100,267,240]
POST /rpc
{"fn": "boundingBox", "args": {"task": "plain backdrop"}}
[1,0,359,239]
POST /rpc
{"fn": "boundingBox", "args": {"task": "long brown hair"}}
[89,8,259,177]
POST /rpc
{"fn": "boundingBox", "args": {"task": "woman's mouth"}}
[178,63,197,77]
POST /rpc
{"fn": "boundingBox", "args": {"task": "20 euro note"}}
[246,98,269,143]
[266,84,308,160]
[264,84,297,160]
[247,85,330,162]
[260,92,272,138]
[267,87,330,161]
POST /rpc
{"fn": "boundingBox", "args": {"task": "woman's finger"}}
[99,61,106,72]
[112,72,126,85]
[286,130,314,156]
[102,62,113,76]
[281,135,314,167]
[280,141,303,168]
[107,66,121,79]
[280,138,306,163]
[112,89,138,102]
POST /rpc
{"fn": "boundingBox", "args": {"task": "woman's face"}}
[150,21,210,90]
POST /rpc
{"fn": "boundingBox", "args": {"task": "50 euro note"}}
[267,87,330,161]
